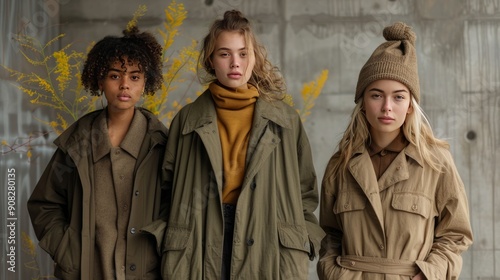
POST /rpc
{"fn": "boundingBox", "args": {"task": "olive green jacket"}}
[317,144,473,280]
[161,91,325,279]
[27,108,168,280]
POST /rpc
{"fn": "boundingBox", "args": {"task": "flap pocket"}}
[163,226,191,251]
[392,193,431,219]
[277,224,310,253]
[333,191,367,214]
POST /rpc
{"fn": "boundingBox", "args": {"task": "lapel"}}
[181,91,224,190]
[348,150,385,231]
[243,98,291,188]
[377,151,410,192]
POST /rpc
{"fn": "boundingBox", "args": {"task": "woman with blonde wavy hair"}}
[161,9,324,279]
[317,22,473,280]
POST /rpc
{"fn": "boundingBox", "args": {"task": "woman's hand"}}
[411,272,427,280]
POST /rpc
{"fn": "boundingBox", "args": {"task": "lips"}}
[228,72,242,79]
[378,116,395,124]
[117,93,131,101]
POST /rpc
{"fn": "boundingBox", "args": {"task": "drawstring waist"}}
[336,255,420,276]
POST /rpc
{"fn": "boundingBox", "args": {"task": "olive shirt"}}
[92,110,146,279]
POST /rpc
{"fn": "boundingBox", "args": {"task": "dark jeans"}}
[221,203,236,280]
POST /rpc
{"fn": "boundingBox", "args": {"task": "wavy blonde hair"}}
[198,10,285,101]
[326,95,449,183]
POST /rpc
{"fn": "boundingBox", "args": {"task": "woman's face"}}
[99,57,145,114]
[211,31,255,90]
[363,79,413,142]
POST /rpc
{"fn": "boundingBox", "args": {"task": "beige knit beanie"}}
[354,22,419,104]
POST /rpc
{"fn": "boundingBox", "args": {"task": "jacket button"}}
[130,264,136,271]
[135,190,139,196]
[411,204,418,211]
[246,238,254,246]
[343,204,349,209]
[130,228,136,234]
[379,244,384,250]
[350,261,355,266]
[250,182,256,190]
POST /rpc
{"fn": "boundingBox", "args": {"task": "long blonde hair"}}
[326,95,449,183]
[198,10,285,101]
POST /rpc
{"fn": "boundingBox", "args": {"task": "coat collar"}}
[181,90,292,135]
[352,140,424,168]
[91,108,147,162]
[54,107,167,164]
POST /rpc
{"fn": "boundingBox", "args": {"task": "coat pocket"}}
[277,224,310,253]
[52,226,81,274]
[391,193,432,219]
[333,190,367,214]
[162,226,192,278]
[277,224,309,279]
[163,226,191,251]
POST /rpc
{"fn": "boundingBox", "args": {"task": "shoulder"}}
[256,98,302,129]
[54,109,104,150]
[428,144,455,169]
[137,107,168,136]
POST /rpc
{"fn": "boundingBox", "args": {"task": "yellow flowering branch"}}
[21,231,55,279]
[142,1,200,126]
[296,69,329,122]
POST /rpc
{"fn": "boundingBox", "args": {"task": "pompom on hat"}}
[354,22,420,104]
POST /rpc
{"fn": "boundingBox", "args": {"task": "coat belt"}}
[336,255,420,276]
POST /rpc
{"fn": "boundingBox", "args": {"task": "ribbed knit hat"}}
[354,22,419,104]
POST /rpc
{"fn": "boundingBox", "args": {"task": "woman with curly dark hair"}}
[28,26,168,280]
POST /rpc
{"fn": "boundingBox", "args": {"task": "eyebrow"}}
[215,47,247,52]
[108,68,142,73]
[368,87,409,93]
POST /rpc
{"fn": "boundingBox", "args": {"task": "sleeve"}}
[27,148,76,258]
[416,150,473,280]
[296,121,326,260]
[316,154,344,280]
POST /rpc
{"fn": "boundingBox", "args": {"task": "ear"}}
[407,104,413,114]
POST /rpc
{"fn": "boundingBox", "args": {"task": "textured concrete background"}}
[1,0,499,279]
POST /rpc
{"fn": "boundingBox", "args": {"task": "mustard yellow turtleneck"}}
[210,82,259,205]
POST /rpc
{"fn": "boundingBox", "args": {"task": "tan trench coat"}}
[28,108,168,280]
[161,91,325,279]
[317,144,473,280]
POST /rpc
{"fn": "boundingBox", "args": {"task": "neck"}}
[107,107,135,127]
[370,128,400,149]
[106,107,136,147]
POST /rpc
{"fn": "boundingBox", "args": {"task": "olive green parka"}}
[27,108,168,280]
[161,90,325,279]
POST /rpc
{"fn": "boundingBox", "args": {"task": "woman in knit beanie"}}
[161,10,324,279]
[317,22,473,280]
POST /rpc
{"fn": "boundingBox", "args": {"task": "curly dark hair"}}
[81,26,163,96]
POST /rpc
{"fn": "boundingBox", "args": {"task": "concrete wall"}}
[1,0,499,279]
